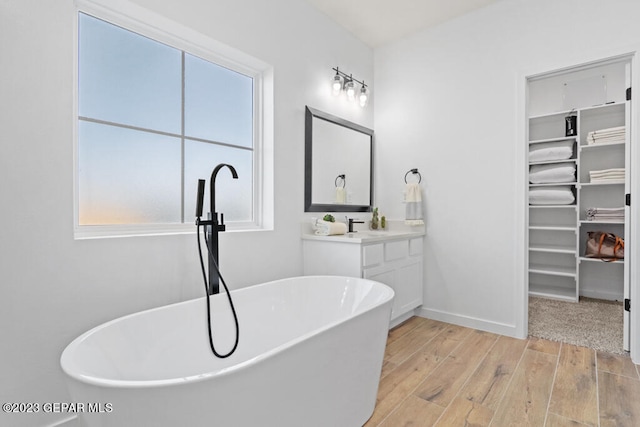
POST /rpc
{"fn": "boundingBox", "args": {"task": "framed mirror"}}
[304,106,374,212]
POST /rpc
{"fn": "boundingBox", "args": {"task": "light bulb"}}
[345,80,356,102]
[331,74,343,96]
[359,85,369,107]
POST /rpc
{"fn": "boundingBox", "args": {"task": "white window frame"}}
[73,0,273,239]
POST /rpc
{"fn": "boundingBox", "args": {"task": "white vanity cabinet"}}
[302,232,424,327]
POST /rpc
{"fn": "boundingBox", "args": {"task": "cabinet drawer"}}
[362,244,383,267]
[409,238,423,256]
[385,240,409,261]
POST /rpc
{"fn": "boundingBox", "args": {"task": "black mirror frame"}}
[304,106,374,213]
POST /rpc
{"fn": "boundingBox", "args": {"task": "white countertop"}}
[302,229,425,244]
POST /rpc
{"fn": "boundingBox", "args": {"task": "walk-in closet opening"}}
[525,55,632,354]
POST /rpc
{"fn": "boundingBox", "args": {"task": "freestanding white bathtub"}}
[61,276,394,427]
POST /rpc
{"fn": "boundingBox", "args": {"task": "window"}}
[76,9,268,237]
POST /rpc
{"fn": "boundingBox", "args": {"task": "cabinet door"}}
[363,259,423,320]
[363,268,397,317]
[393,260,423,315]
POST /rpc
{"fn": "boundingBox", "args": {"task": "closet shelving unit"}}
[528,102,627,302]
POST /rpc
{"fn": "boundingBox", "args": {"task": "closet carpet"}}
[529,297,624,355]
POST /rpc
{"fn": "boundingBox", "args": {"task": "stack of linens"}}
[529,186,575,205]
[529,163,576,184]
[589,168,625,184]
[587,126,625,145]
[529,139,574,162]
[586,207,624,222]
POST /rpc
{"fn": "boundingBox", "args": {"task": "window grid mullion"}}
[181,51,186,224]
[77,116,253,152]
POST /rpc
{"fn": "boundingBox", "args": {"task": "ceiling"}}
[305,0,503,47]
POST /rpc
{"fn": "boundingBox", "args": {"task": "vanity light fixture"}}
[331,66,370,107]
[331,70,344,96]
[358,84,369,107]
[344,79,356,102]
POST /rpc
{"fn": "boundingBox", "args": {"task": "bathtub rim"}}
[60,275,394,389]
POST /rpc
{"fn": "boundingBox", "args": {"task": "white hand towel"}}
[405,183,424,225]
[335,187,346,204]
[314,219,348,236]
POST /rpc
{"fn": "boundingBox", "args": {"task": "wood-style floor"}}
[365,316,640,427]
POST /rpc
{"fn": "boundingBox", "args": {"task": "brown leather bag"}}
[585,231,624,260]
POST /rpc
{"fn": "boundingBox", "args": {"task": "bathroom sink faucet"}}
[347,217,364,233]
[195,163,238,295]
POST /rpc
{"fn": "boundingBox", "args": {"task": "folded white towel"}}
[587,126,626,145]
[590,172,625,178]
[529,139,574,163]
[586,206,625,222]
[588,132,626,141]
[590,172,625,176]
[589,169,625,183]
[405,183,424,225]
[590,176,625,181]
[588,135,625,142]
[586,207,625,213]
[591,178,625,184]
[587,137,625,146]
[588,125,625,137]
[590,172,625,177]
[314,219,348,236]
[588,132,625,138]
[529,186,575,205]
[589,168,625,176]
[529,163,576,184]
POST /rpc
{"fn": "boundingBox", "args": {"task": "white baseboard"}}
[389,310,418,329]
[579,289,624,302]
[418,307,519,338]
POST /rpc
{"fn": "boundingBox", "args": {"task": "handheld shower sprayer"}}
[196,179,206,219]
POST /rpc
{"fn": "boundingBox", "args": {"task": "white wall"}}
[0,1,372,425]
[374,0,640,337]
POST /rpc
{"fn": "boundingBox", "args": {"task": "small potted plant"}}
[371,208,379,229]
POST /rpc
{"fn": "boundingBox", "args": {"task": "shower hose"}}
[196,221,240,358]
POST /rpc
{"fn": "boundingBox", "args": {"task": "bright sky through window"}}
[78,12,254,226]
